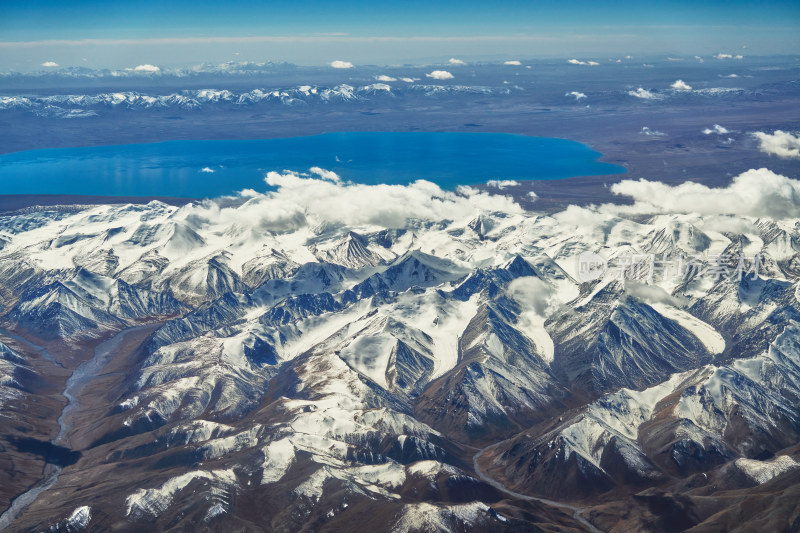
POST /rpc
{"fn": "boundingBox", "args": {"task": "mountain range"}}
[0,181,798,531]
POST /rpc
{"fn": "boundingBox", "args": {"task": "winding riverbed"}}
[0,328,63,368]
[472,442,604,533]
[0,325,154,529]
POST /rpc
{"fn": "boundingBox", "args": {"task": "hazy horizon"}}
[1,0,798,72]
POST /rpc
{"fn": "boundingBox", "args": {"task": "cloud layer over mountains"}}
[608,168,800,219]
[187,166,800,240]
[195,170,523,233]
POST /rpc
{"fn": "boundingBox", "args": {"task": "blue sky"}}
[0,0,798,70]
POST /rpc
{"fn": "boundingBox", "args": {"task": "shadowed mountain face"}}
[0,192,799,532]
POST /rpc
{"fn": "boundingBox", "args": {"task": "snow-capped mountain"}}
[484,321,800,499]
[1,175,799,532]
[0,83,512,119]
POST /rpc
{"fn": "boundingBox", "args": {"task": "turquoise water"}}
[0,132,625,198]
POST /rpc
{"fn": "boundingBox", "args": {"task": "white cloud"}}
[694,55,704,63]
[376,75,396,82]
[503,60,522,66]
[180,171,522,237]
[607,168,800,219]
[625,281,685,307]
[752,130,800,159]
[448,58,466,65]
[485,180,518,190]
[330,60,354,69]
[507,276,556,316]
[309,167,342,183]
[722,73,739,78]
[702,124,729,135]
[567,59,599,66]
[507,275,560,361]
[400,77,416,83]
[552,205,619,242]
[628,87,658,99]
[200,167,215,173]
[425,70,454,80]
[565,91,586,101]
[133,64,160,72]
[640,126,665,137]
[41,61,59,67]
[670,79,692,91]
[234,170,525,230]
[714,53,743,60]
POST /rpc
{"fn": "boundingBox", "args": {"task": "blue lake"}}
[0,132,625,198]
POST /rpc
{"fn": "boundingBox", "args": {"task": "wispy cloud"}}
[308,167,341,183]
[41,61,59,67]
[640,126,666,136]
[714,53,743,60]
[0,35,564,49]
[628,87,658,99]
[448,58,465,65]
[565,91,586,101]
[376,74,396,81]
[702,124,729,135]
[567,59,599,66]
[625,282,685,307]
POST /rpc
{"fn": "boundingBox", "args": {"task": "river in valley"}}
[0,325,155,529]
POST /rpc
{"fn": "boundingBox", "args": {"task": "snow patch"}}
[66,505,91,529]
[735,455,799,484]
[125,469,236,520]
[650,303,726,353]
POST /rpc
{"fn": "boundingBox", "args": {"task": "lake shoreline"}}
[0,132,626,198]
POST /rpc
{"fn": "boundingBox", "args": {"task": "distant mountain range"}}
[0,84,508,118]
